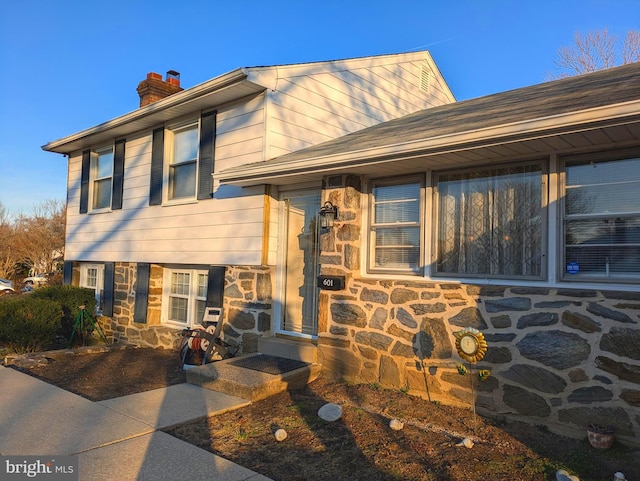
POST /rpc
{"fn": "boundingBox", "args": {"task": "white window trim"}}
[163,118,200,205]
[79,263,105,315]
[360,151,640,291]
[559,149,640,284]
[89,145,114,213]
[367,175,424,275]
[161,268,208,328]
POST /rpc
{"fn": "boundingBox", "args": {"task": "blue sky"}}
[0,0,638,216]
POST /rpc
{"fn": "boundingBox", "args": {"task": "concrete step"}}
[257,337,318,363]
[186,354,321,402]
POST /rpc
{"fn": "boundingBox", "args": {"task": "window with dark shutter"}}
[112,140,125,210]
[198,111,217,200]
[134,263,151,323]
[103,262,115,317]
[149,128,164,205]
[80,150,91,213]
[63,261,73,285]
[206,265,226,307]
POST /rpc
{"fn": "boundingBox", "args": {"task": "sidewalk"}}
[0,365,273,480]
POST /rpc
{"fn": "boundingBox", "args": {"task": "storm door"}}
[279,192,321,337]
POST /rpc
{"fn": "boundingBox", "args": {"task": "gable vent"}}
[420,62,431,93]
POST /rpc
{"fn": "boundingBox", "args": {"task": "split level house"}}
[44,53,640,445]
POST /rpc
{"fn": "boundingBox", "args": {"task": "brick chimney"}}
[137,70,183,107]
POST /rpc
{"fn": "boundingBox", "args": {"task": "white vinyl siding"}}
[63,52,453,268]
[262,53,454,159]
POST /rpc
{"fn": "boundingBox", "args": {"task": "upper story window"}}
[168,123,199,200]
[92,147,114,210]
[562,152,640,282]
[435,162,544,279]
[369,178,422,273]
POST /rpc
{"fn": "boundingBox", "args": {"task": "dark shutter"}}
[206,265,226,307]
[103,262,115,317]
[149,128,164,205]
[197,111,216,200]
[63,261,73,285]
[112,139,125,210]
[134,263,150,323]
[80,150,91,213]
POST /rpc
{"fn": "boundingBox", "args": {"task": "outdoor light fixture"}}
[319,201,338,228]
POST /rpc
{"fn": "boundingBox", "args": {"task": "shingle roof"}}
[223,62,640,174]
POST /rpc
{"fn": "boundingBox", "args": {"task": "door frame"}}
[274,189,321,339]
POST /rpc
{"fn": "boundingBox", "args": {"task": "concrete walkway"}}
[0,365,272,480]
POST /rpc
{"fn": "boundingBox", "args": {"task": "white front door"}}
[279,192,321,337]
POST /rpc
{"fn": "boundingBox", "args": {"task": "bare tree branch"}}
[547,28,640,80]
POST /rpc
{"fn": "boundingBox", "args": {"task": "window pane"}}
[169,297,188,323]
[96,150,113,179]
[564,157,640,279]
[195,299,206,325]
[373,183,420,224]
[197,273,208,298]
[370,181,421,271]
[171,272,190,295]
[86,268,97,288]
[93,178,112,209]
[566,158,640,215]
[173,126,198,164]
[170,161,196,199]
[436,164,542,277]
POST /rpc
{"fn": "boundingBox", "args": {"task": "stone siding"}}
[91,263,274,353]
[316,174,640,445]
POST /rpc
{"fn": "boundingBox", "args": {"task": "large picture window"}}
[369,178,421,272]
[563,154,640,281]
[164,269,208,326]
[435,163,543,278]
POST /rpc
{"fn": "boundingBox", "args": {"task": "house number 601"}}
[317,276,345,291]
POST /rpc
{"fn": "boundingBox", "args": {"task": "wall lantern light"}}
[319,201,338,229]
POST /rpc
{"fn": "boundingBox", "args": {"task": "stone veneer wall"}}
[92,263,274,353]
[316,175,640,445]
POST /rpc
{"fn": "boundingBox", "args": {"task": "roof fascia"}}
[217,99,640,185]
[42,68,253,153]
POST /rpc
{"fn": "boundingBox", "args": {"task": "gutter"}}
[42,68,250,153]
[216,99,640,186]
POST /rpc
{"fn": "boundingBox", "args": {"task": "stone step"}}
[257,337,318,363]
[186,354,322,402]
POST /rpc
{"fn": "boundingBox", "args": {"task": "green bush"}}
[0,296,63,353]
[31,285,97,338]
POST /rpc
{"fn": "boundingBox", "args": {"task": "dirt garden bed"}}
[8,346,640,481]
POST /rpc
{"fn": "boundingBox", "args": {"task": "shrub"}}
[0,296,63,353]
[31,285,97,338]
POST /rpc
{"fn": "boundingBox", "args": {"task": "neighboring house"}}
[44,53,640,444]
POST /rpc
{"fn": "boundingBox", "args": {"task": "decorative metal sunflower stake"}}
[453,327,490,436]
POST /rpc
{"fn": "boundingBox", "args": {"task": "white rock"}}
[389,419,404,431]
[274,429,287,441]
[556,469,580,481]
[455,438,474,448]
[317,403,342,422]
